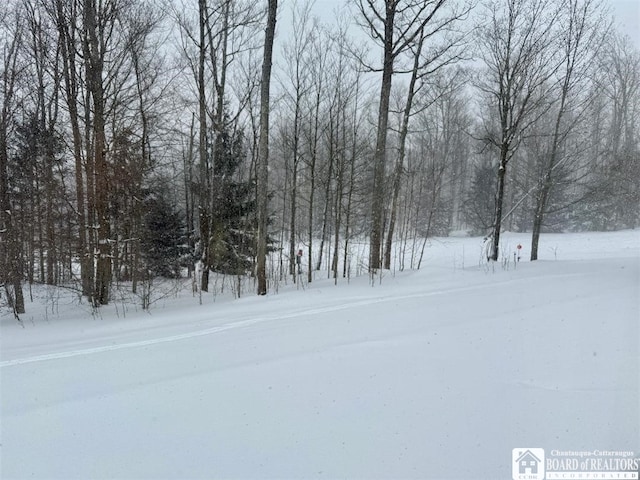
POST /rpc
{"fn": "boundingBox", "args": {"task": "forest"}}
[1,0,638,315]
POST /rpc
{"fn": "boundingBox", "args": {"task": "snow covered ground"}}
[1,231,639,479]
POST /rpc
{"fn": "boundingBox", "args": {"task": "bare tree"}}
[356,0,467,272]
[83,0,115,305]
[530,0,607,260]
[53,0,92,296]
[595,34,640,228]
[21,1,63,286]
[197,0,210,291]
[476,0,561,261]
[304,25,329,284]
[279,1,315,282]
[382,4,471,270]
[256,0,277,295]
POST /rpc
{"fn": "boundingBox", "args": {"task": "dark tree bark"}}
[367,1,395,272]
[307,67,323,284]
[256,0,277,295]
[84,0,111,305]
[0,10,25,315]
[197,0,210,292]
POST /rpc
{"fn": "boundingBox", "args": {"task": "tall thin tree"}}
[256,0,277,295]
[0,4,26,314]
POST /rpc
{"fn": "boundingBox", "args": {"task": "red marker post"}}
[516,244,522,262]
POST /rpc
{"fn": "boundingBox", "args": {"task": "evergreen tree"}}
[141,192,187,279]
[205,124,257,276]
[465,162,496,235]
[10,113,66,284]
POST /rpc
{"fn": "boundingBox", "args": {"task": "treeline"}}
[1,0,638,314]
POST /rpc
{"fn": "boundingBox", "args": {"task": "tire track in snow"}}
[0,272,582,368]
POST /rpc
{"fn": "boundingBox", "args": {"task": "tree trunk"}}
[198,0,210,292]
[184,114,196,278]
[342,92,359,279]
[332,108,346,282]
[316,130,335,272]
[85,0,111,305]
[491,147,508,262]
[0,16,25,314]
[530,182,550,261]
[307,87,321,284]
[384,29,424,270]
[256,0,278,295]
[369,3,395,272]
[288,99,301,280]
[1,127,25,315]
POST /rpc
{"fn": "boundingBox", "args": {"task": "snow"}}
[1,231,639,479]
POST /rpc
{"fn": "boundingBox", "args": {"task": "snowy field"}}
[1,230,639,479]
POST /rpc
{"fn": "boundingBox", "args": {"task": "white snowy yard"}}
[1,231,638,479]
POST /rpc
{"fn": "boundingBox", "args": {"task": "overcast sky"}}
[609,0,640,48]
[291,0,640,50]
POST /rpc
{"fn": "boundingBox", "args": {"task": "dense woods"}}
[1,0,638,314]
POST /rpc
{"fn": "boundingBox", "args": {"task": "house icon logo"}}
[512,448,545,480]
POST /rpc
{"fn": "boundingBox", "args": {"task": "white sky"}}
[285,0,640,50]
[609,0,640,48]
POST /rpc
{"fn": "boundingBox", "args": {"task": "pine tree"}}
[206,125,256,276]
[465,162,496,236]
[141,192,187,279]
